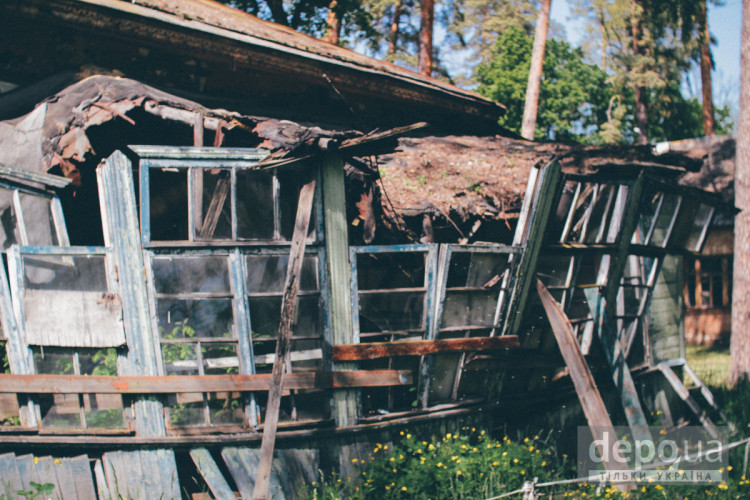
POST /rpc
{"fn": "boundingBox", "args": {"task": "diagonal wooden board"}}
[537,279,632,490]
[253,175,317,499]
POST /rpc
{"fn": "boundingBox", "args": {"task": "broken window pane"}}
[278,169,315,241]
[583,184,617,244]
[236,169,274,239]
[20,194,58,246]
[633,189,661,244]
[358,292,424,333]
[149,167,189,241]
[565,182,596,242]
[649,193,680,247]
[670,200,713,252]
[356,252,425,290]
[196,168,232,240]
[0,188,20,250]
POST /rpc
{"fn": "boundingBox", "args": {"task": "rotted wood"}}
[0,370,411,394]
[332,336,520,361]
[537,279,632,490]
[253,175,316,500]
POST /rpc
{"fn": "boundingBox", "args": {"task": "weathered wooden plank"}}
[0,370,411,393]
[35,456,62,500]
[100,152,164,437]
[254,175,316,500]
[323,153,358,428]
[53,457,78,500]
[138,451,161,500]
[15,454,40,491]
[92,459,112,500]
[67,455,96,500]
[23,290,126,348]
[657,363,720,439]
[198,172,231,239]
[222,447,253,497]
[537,280,631,490]
[333,336,520,361]
[156,449,181,500]
[0,453,23,498]
[191,448,236,500]
[583,288,652,445]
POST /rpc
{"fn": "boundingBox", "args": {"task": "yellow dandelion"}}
[402,486,407,491]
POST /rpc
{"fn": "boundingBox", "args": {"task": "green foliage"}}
[477,25,611,142]
[92,347,118,376]
[1,341,8,374]
[17,482,55,500]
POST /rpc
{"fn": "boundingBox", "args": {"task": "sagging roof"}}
[374,135,707,242]
[0,0,504,133]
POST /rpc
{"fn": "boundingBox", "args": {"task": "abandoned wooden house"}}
[0,0,738,498]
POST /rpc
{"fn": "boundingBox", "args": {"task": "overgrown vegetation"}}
[301,350,750,499]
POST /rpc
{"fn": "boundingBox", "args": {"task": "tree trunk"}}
[632,0,648,145]
[418,0,434,76]
[730,0,750,385]
[322,0,342,45]
[698,0,715,136]
[521,0,551,141]
[388,0,404,56]
[266,0,288,25]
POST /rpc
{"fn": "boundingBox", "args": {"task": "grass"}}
[686,344,731,387]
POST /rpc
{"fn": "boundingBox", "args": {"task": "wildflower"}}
[34,457,39,464]
[513,458,518,464]
[528,446,534,452]
[351,458,358,463]
[456,470,463,476]
[428,444,435,451]
[446,433,452,439]
[492,461,500,466]
[54,459,61,464]
[402,486,407,491]
[406,434,412,439]
[437,462,443,467]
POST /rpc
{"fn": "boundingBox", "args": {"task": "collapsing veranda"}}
[0,85,736,496]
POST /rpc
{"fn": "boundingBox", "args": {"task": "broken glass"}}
[149,167,189,241]
[649,193,681,247]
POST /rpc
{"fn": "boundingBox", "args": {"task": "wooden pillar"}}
[321,152,358,426]
[99,152,165,437]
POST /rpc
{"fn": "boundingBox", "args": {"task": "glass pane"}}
[24,254,107,290]
[356,252,425,290]
[195,168,232,240]
[428,353,460,403]
[617,285,646,315]
[152,255,231,294]
[246,255,318,293]
[236,169,274,239]
[40,394,81,428]
[358,292,424,333]
[440,290,497,329]
[166,400,206,426]
[446,252,510,288]
[149,167,189,241]
[20,194,58,246]
[208,393,244,425]
[0,187,21,250]
[162,342,199,375]
[202,343,239,374]
[248,295,321,337]
[33,348,74,374]
[649,193,680,247]
[157,298,235,339]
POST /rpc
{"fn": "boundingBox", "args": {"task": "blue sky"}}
[550,0,742,114]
